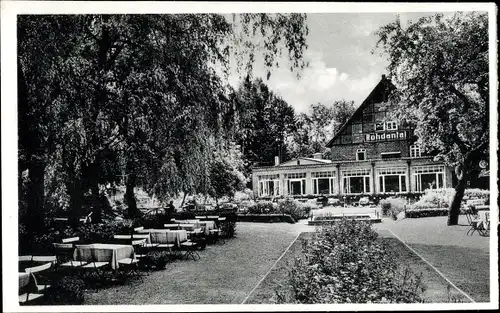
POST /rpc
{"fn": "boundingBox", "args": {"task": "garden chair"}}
[24,262,53,293]
[180,239,200,261]
[74,244,111,281]
[465,206,486,236]
[52,243,87,270]
[117,254,143,281]
[133,226,144,232]
[62,236,80,244]
[19,255,33,262]
[164,223,181,230]
[31,256,57,264]
[19,273,44,305]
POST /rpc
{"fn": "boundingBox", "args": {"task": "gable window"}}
[356,149,366,161]
[375,122,385,131]
[410,145,421,158]
[386,121,398,130]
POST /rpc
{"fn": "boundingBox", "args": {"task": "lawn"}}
[84,222,304,304]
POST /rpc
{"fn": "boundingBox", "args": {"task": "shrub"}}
[276,219,424,303]
[278,198,311,220]
[77,220,134,243]
[414,189,455,209]
[379,198,406,220]
[405,208,449,218]
[464,188,489,201]
[45,275,85,305]
[221,221,237,238]
[140,251,170,270]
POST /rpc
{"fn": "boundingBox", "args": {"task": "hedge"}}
[237,214,296,223]
[404,208,449,218]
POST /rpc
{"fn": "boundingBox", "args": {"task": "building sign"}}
[365,131,407,142]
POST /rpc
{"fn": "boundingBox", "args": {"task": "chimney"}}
[274,156,280,166]
[313,152,323,159]
[382,74,386,80]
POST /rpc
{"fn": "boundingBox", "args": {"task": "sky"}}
[228,12,448,113]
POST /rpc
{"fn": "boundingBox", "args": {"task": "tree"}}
[233,77,297,172]
[375,12,489,225]
[18,14,309,234]
[287,101,355,159]
[208,142,248,204]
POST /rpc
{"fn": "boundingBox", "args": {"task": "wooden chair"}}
[180,239,200,261]
[24,262,53,293]
[133,226,144,232]
[164,223,180,230]
[52,243,86,269]
[19,273,44,305]
[117,255,142,281]
[19,255,33,262]
[465,206,486,236]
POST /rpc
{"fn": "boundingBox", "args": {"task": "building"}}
[251,75,453,199]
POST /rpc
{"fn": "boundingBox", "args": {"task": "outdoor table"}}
[179,224,196,231]
[137,228,171,234]
[166,230,188,247]
[19,272,30,288]
[114,234,151,244]
[198,220,216,235]
[476,205,490,211]
[73,243,134,270]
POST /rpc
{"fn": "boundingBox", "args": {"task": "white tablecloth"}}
[74,244,134,270]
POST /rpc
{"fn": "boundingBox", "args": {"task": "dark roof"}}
[325,75,396,148]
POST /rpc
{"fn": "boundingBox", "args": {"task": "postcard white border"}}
[2,1,498,312]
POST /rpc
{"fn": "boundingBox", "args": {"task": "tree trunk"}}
[25,158,46,235]
[180,192,188,207]
[68,172,84,228]
[125,165,138,219]
[447,176,467,225]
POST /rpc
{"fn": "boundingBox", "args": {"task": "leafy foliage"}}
[18,14,309,243]
[45,275,85,305]
[276,220,425,303]
[374,12,489,224]
[379,198,407,220]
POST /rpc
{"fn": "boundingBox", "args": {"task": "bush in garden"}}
[464,188,489,201]
[45,275,85,305]
[247,201,274,214]
[77,220,134,243]
[221,221,237,238]
[379,198,406,220]
[276,219,424,304]
[140,251,170,270]
[278,198,311,220]
[379,199,392,216]
[413,189,455,209]
[405,208,449,218]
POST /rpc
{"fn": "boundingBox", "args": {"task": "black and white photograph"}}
[1,1,498,311]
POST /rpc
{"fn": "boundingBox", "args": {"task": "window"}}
[342,168,371,194]
[258,174,280,197]
[285,173,306,196]
[377,168,407,193]
[410,145,421,158]
[386,121,397,130]
[413,165,446,192]
[352,123,362,134]
[356,149,366,161]
[375,122,385,131]
[381,152,401,159]
[312,171,337,195]
[363,113,374,123]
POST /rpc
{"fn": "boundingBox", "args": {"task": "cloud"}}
[236,50,382,113]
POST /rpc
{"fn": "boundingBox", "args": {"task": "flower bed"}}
[276,219,424,303]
